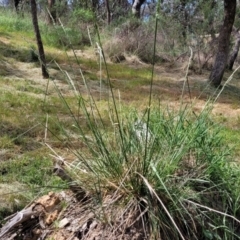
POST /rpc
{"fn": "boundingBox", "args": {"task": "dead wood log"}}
[53,163,88,201]
[0,204,42,238]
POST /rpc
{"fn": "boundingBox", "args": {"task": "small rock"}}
[58,218,70,228]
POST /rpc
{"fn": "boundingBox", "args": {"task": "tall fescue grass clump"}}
[53,81,240,239]
[45,4,240,239]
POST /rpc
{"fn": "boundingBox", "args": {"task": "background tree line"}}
[2,0,240,87]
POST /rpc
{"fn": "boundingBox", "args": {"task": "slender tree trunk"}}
[14,0,20,12]
[30,0,49,79]
[209,0,236,87]
[14,0,24,16]
[180,0,188,45]
[105,0,111,25]
[227,31,240,70]
[132,0,145,18]
[47,0,57,25]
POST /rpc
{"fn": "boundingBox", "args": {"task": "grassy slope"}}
[1,9,240,236]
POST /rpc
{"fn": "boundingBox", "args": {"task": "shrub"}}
[103,18,175,64]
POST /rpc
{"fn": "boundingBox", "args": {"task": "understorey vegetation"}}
[1,1,240,239]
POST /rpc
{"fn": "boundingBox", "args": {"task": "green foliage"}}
[0,182,28,221]
[0,156,56,187]
[0,10,33,33]
[0,8,87,49]
[0,155,65,221]
[42,25,83,48]
[71,8,95,24]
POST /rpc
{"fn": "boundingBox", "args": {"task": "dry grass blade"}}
[111,156,139,199]
[137,172,186,240]
[181,46,193,100]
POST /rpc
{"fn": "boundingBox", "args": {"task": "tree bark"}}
[227,30,240,70]
[132,0,145,18]
[30,0,49,79]
[209,0,236,87]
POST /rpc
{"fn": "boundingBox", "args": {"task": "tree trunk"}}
[30,0,49,79]
[47,0,57,25]
[227,30,240,70]
[14,0,20,12]
[132,0,145,18]
[209,0,236,87]
[180,0,188,45]
[105,0,111,25]
[14,0,24,16]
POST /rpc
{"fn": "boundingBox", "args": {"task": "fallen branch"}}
[53,163,88,201]
[0,204,42,238]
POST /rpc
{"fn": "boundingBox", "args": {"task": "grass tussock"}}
[52,82,240,239]
[41,12,240,239]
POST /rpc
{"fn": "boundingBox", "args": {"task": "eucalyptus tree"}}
[209,0,236,87]
[132,0,146,18]
[105,0,111,24]
[227,28,240,70]
[227,1,240,70]
[30,0,49,78]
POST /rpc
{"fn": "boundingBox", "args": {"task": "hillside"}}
[1,11,240,240]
